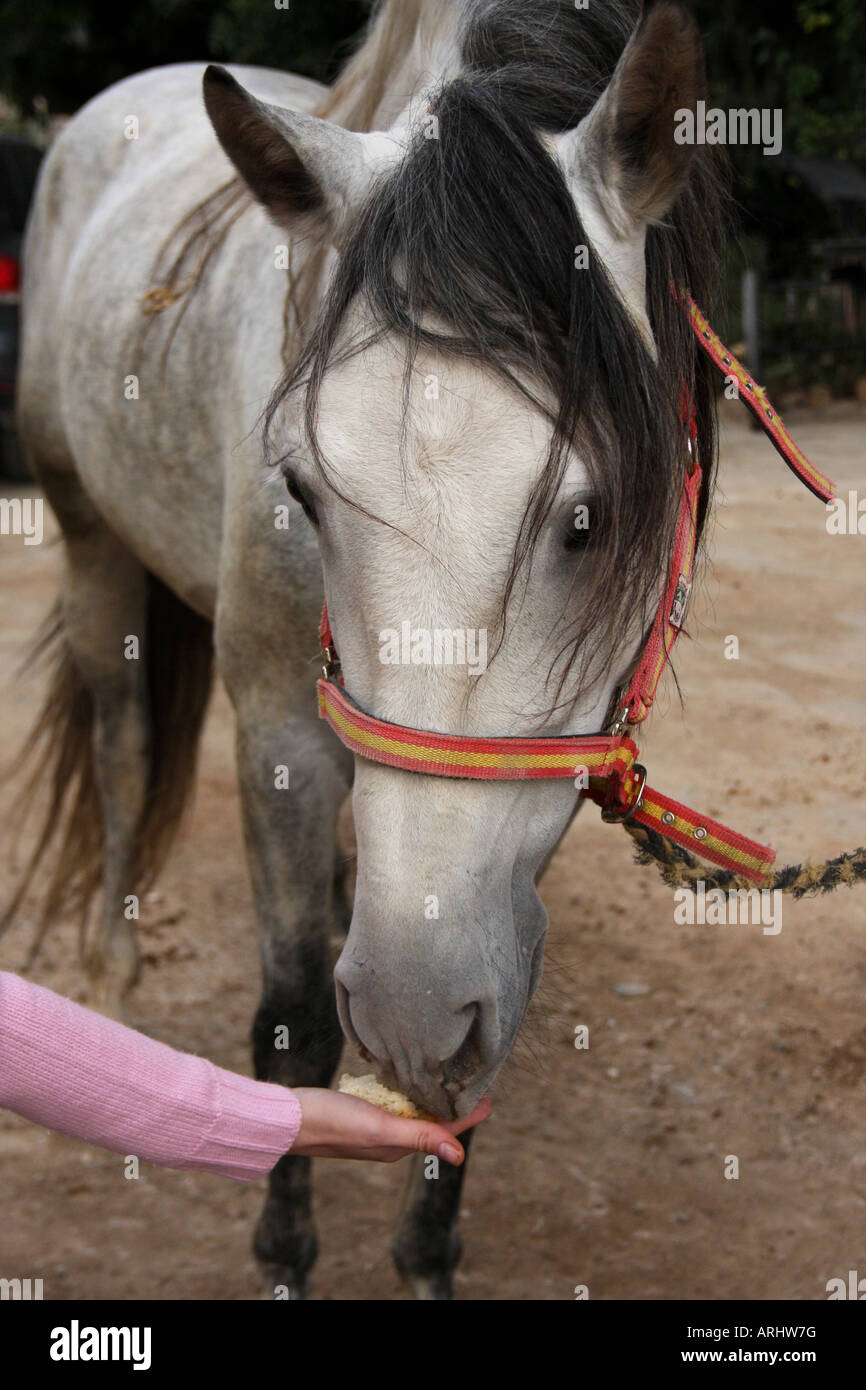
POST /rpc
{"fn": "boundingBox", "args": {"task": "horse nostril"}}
[334,976,371,1060]
[441,1004,482,1095]
[336,968,491,1101]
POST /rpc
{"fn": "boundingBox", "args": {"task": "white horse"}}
[13,0,724,1296]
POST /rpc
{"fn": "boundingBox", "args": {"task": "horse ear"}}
[554,0,703,238]
[202,65,401,240]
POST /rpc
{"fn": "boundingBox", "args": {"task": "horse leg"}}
[226,669,352,1299]
[391,1128,475,1299]
[389,804,572,1298]
[37,467,152,1016]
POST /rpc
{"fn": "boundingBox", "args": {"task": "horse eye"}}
[564,526,592,553]
[564,497,597,553]
[284,469,318,526]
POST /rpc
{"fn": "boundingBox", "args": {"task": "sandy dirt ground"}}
[1,402,864,1301]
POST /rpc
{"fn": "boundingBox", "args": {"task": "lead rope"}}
[617,298,865,898]
[623,820,866,899]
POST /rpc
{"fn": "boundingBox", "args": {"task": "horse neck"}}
[317,0,464,131]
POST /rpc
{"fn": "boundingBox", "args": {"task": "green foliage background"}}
[0,0,373,112]
[1,1,860,154]
[0,0,862,282]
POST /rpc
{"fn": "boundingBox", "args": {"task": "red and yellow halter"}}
[316,294,835,886]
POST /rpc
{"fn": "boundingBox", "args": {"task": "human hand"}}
[289,1088,491,1165]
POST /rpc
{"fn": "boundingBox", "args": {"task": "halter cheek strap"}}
[616,438,702,728]
[315,295,836,887]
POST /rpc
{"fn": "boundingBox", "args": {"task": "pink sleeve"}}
[0,971,303,1182]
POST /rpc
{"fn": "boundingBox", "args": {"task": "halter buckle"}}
[608,700,633,738]
[601,763,647,825]
[686,435,698,477]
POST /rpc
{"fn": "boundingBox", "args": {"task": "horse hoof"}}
[258,1262,311,1301]
[405,1272,456,1300]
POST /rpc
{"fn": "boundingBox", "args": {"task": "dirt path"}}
[1,403,865,1300]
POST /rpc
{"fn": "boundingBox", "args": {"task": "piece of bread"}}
[337,1072,426,1119]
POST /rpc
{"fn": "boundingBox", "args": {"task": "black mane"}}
[268,0,729,709]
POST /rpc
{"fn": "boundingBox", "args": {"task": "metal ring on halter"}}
[601,763,647,824]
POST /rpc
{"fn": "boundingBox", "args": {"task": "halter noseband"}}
[316,294,835,886]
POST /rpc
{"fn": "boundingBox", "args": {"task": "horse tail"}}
[1,576,214,959]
